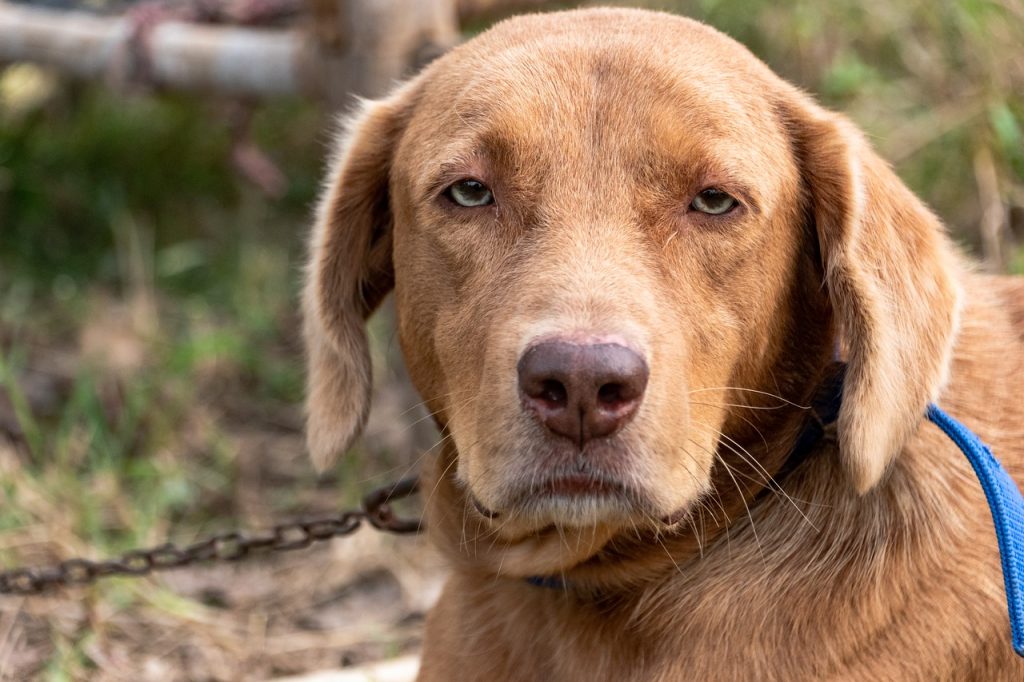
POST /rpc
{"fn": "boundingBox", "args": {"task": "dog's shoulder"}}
[993,275,1024,341]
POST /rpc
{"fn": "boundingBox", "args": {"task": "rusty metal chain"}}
[0,477,421,596]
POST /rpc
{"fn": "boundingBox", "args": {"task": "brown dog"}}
[303,8,1024,680]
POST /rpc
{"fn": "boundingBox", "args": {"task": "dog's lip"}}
[472,496,500,518]
[660,504,693,527]
[470,467,695,525]
[541,474,624,496]
[470,473,634,520]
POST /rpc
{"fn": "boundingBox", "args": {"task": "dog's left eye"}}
[445,179,494,207]
[690,188,738,215]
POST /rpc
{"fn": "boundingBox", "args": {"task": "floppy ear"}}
[785,101,962,494]
[303,85,416,471]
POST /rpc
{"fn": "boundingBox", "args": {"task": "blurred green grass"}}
[0,0,1022,677]
[0,81,330,526]
[0,75,348,678]
[0,60,432,678]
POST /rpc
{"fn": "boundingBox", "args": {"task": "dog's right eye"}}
[690,188,738,215]
[445,179,494,207]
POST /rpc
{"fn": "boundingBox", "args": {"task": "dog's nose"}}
[517,341,648,446]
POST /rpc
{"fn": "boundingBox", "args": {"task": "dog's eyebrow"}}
[423,153,491,198]
[700,151,773,212]
[707,177,761,215]
[438,157,479,176]
[422,129,519,197]
[641,152,764,215]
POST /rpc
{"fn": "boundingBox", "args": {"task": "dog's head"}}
[304,9,960,575]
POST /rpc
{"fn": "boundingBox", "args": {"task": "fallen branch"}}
[0,2,313,97]
[0,0,570,101]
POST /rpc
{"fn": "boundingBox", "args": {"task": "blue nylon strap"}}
[524,399,1024,658]
[525,575,564,589]
[926,404,1024,657]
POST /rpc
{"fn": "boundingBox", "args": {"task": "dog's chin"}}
[459,493,629,577]
[460,484,696,578]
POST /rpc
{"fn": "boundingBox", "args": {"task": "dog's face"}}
[305,9,960,573]
[388,33,809,533]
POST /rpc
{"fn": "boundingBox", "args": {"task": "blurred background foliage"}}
[0,0,1022,677]
[3,0,1022,298]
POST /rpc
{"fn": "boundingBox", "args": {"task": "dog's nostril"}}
[597,382,625,406]
[540,379,568,407]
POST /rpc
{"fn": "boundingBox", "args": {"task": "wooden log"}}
[0,0,567,102]
[0,2,313,97]
[0,0,470,102]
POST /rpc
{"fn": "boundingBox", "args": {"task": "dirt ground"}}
[0,303,446,680]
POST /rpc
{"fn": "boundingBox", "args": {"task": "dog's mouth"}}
[458,430,709,535]
[472,474,628,518]
[542,474,624,497]
[468,470,688,528]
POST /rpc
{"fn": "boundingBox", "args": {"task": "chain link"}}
[0,477,421,596]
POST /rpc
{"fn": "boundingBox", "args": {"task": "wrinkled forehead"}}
[398,33,794,211]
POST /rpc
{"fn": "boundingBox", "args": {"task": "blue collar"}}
[526,369,1024,658]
